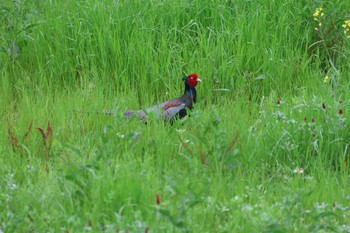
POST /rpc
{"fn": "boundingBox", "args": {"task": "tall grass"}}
[1,0,350,232]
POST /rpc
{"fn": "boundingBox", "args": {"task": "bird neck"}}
[184,84,197,103]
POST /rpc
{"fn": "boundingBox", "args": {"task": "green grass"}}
[1,0,350,232]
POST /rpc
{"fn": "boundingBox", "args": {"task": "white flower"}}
[292,168,304,174]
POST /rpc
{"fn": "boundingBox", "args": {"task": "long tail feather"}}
[123,110,147,120]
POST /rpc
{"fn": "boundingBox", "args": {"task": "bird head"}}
[184,73,201,87]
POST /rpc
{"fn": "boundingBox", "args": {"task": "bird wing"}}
[162,103,186,121]
[162,99,185,111]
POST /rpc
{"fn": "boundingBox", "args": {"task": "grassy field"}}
[1,0,350,232]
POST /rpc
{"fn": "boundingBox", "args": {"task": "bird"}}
[123,73,201,121]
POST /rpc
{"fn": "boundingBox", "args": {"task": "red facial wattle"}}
[187,73,200,87]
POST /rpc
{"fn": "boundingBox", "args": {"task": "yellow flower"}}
[323,75,330,83]
[343,20,350,29]
[313,7,324,17]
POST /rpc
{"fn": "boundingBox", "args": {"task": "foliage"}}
[1,0,350,232]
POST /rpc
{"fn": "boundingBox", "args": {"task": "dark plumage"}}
[124,73,201,121]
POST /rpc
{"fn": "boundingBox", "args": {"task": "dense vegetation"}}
[1,0,350,232]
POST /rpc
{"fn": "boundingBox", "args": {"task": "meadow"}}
[1,0,350,232]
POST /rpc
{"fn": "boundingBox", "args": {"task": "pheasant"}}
[123,73,201,121]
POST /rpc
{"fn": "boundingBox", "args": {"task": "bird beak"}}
[197,78,202,82]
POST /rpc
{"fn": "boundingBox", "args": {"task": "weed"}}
[1,0,349,232]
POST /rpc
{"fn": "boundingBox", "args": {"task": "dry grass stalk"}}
[8,125,19,150]
[23,120,33,141]
[36,126,47,145]
[46,121,53,147]
[199,148,208,166]
[225,133,239,154]
[35,121,53,161]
